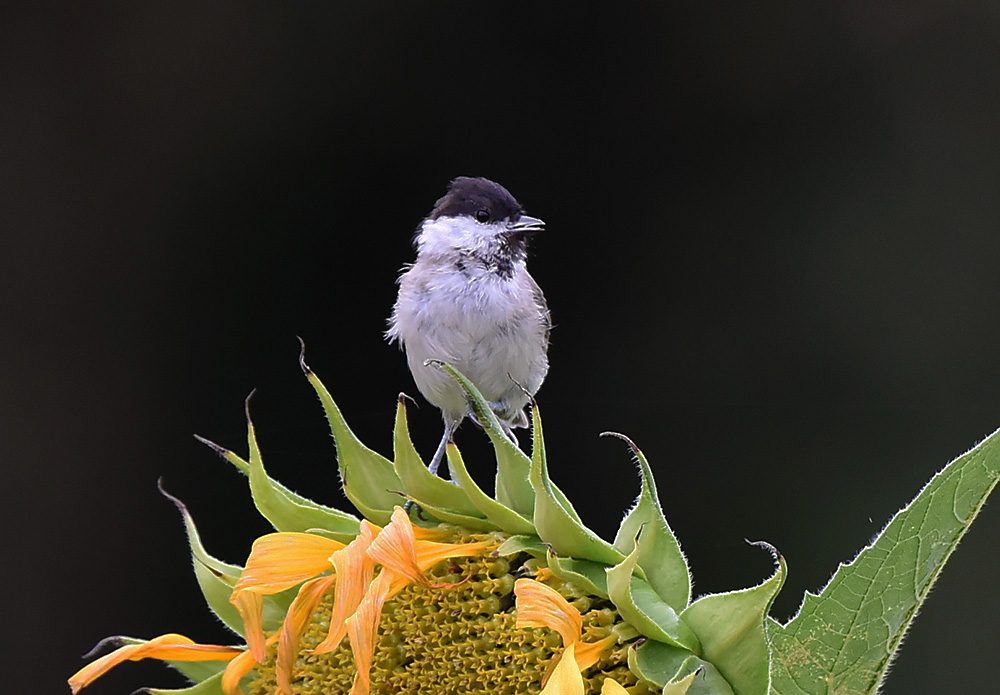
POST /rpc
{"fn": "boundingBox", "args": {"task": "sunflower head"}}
[69,354,785,695]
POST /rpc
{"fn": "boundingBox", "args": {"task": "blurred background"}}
[3,2,999,693]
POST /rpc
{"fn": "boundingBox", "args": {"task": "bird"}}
[387,176,551,477]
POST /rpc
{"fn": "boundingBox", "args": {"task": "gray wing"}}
[527,271,552,347]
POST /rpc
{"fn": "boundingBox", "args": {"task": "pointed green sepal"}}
[240,399,363,539]
[196,434,359,542]
[627,640,694,687]
[196,434,358,541]
[144,670,227,695]
[430,361,536,517]
[681,542,785,695]
[546,551,610,598]
[300,351,404,522]
[629,641,735,695]
[158,481,247,635]
[768,426,1000,695]
[607,432,691,610]
[495,534,548,558]
[607,530,700,651]
[157,481,294,637]
[443,442,536,534]
[392,394,485,517]
[661,666,700,695]
[674,661,733,695]
[527,402,625,566]
[404,496,502,531]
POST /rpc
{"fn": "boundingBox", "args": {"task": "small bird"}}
[387,176,551,476]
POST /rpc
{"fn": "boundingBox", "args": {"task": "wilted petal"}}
[514,578,583,648]
[574,634,617,671]
[539,643,585,695]
[314,522,377,654]
[233,532,344,594]
[366,508,424,585]
[600,677,630,694]
[231,590,266,662]
[276,574,337,695]
[69,634,241,694]
[231,532,343,661]
[222,634,278,695]
[345,571,393,695]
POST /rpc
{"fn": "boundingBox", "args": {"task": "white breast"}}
[388,257,549,427]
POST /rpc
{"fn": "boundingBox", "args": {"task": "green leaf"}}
[681,542,786,695]
[195,435,359,542]
[769,426,1000,695]
[444,442,536,534]
[607,432,691,611]
[528,402,625,566]
[300,354,403,524]
[431,362,536,517]
[546,551,610,599]
[391,395,484,517]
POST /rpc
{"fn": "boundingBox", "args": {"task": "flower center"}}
[246,546,651,695]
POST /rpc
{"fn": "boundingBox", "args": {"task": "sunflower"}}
[69,352,784,695]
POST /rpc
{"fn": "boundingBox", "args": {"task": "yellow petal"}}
[276,574,337,695]
[222,634,278,695]
[231,590,266,662]
[230,532,343,661]
[68,634,242,694]
[600,677,631,695]
[414,537,495,572]
[314,522,377,654]
[574,634,617,671]
[368,507,493,600]
[345,571,393,695]
[539,643,585,695]
[232,532,344,595]
[366,507,425,585]
[514,578,583,648]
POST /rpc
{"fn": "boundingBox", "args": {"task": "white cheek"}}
[416,217,502,257]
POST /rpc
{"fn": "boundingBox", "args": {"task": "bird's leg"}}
[426,420,456,477]
[500,421,518,446]
[404,419,459,515]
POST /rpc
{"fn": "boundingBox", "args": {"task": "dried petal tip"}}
[80,636,125,660]
[599,431,641,454]
[192,433,230,456]
[297,335,312,374]
[155,478,188,513]
[244,389,257,421]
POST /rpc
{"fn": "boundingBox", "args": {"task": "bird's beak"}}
[505,215,545,235]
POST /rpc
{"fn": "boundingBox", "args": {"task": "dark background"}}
[4,2,999,693]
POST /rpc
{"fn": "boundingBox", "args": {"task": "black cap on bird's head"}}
[429,177,544,234]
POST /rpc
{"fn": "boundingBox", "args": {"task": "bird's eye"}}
[475,209,490,223]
